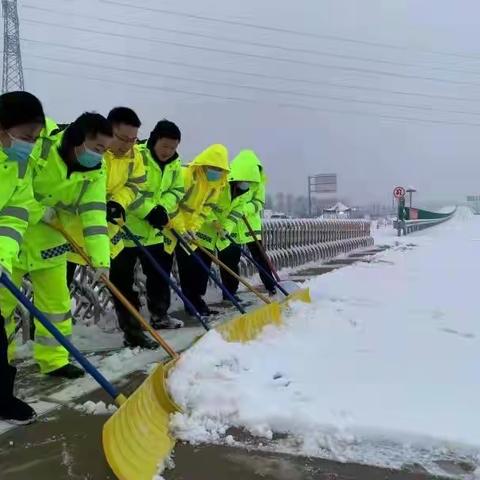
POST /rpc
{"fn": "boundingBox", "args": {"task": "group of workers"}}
[0,91,275,425]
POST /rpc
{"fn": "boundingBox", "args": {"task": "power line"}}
[21,37,480,104]
[23,52,480,117]
[21,17,480,88]
[279,101,480,127]
[21,4,480,77]
[100,0,480,62]
[23,66,480,128]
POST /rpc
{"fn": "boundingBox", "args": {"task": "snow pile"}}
[168,208,480,472]
[75,400,117,415]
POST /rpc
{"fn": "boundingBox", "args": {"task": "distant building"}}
[466,195,480,214]
[323,202,351,218]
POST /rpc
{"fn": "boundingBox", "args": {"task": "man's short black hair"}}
[107,107,141,128]
[61,112,112,151]
[0,91,45,130]
[147,119,181,150]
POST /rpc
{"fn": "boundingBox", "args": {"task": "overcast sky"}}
[15,0,480,205]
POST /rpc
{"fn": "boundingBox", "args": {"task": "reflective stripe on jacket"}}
[165,144,229,253]
[15,136,110,271]
[234,150,266,242]
[0,148,36,272]
[125,144,184,248]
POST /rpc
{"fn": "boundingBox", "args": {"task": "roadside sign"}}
[393,186,406,198]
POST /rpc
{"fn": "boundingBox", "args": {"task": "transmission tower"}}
[2,0,24,92]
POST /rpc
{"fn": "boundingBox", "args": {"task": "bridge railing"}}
[239,218,373,276]
[394,208,456,236]
[17,219,374,328]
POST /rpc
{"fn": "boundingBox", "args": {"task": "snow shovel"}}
[52,222,179,359]
[119,223,210,331]
[224,232,289,296]
[2,271,180,480]
[181,237,283,342]
[243,215,281,281]
[242,216,311,304]
[172,230,247,314]
[0,272,127,405]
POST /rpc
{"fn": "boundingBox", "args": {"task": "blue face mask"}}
[237,181,250,191]
[77,147,102,168]
[4,135,35,164]
[206,168,222,181]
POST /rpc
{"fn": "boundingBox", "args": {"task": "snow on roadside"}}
[74,400,117,415]
[168,208,480,474]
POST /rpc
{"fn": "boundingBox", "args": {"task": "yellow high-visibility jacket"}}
[164,144,229,253]
[67,145,146,264]
[0,148,37,273]
[125,144,184,247]
[15,136,110,271]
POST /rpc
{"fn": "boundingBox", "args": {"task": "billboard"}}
[309,174,337,193]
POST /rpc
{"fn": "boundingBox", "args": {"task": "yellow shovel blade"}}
[281,288,311,305]
[103,360,181,480]
[216,302,282,343]
[103,304,286,479]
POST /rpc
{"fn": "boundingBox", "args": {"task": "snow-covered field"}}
[168,207,480,476]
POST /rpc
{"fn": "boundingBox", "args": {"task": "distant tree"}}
[265,194,273,210]
[276,192,285,213]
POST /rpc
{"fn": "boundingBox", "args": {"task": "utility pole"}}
[2,0,24,93]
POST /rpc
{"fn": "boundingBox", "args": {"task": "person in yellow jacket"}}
[64,108,145,289]
[0,91,45,424]
[169,144,229,317]
[216,151,262,300]
[1,112,113,379]
[109,120,185,331]
[232,150,276,294]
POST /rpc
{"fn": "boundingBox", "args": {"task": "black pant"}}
[0,313,16,405]
[176,245,213,314]
[66,261,77,288]
[109,244,173,334]
[247,241,277,292]
[218,243,242,297]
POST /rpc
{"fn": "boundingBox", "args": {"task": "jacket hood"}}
[228,149,262,183]
[42,116,58,136]
[190,144,229,171]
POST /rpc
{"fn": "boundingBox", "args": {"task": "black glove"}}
[145,205,169,229]
[106,201,126,224]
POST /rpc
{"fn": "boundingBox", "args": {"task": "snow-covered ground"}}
[168,207,480,476]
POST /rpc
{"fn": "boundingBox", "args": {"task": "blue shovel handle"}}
[226,234,288,296]
[172,231,247,315]
[120,225,210,331]
[0,272,122,402]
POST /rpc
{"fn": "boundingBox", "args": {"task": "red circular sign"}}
[393,186,406,198]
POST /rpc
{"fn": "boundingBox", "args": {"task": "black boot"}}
[151,314,184,329]
[0,397,36,425]
[0,364,36,425]
[123,330,158,350]
[47,363,85,379]
[116,307,159,349]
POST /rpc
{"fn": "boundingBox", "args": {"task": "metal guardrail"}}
[19,219,373,328]
[240,219,372,276]
[393,210,456,236]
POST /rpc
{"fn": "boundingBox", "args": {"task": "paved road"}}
[0,403,449,480]
[3,248,458,480]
